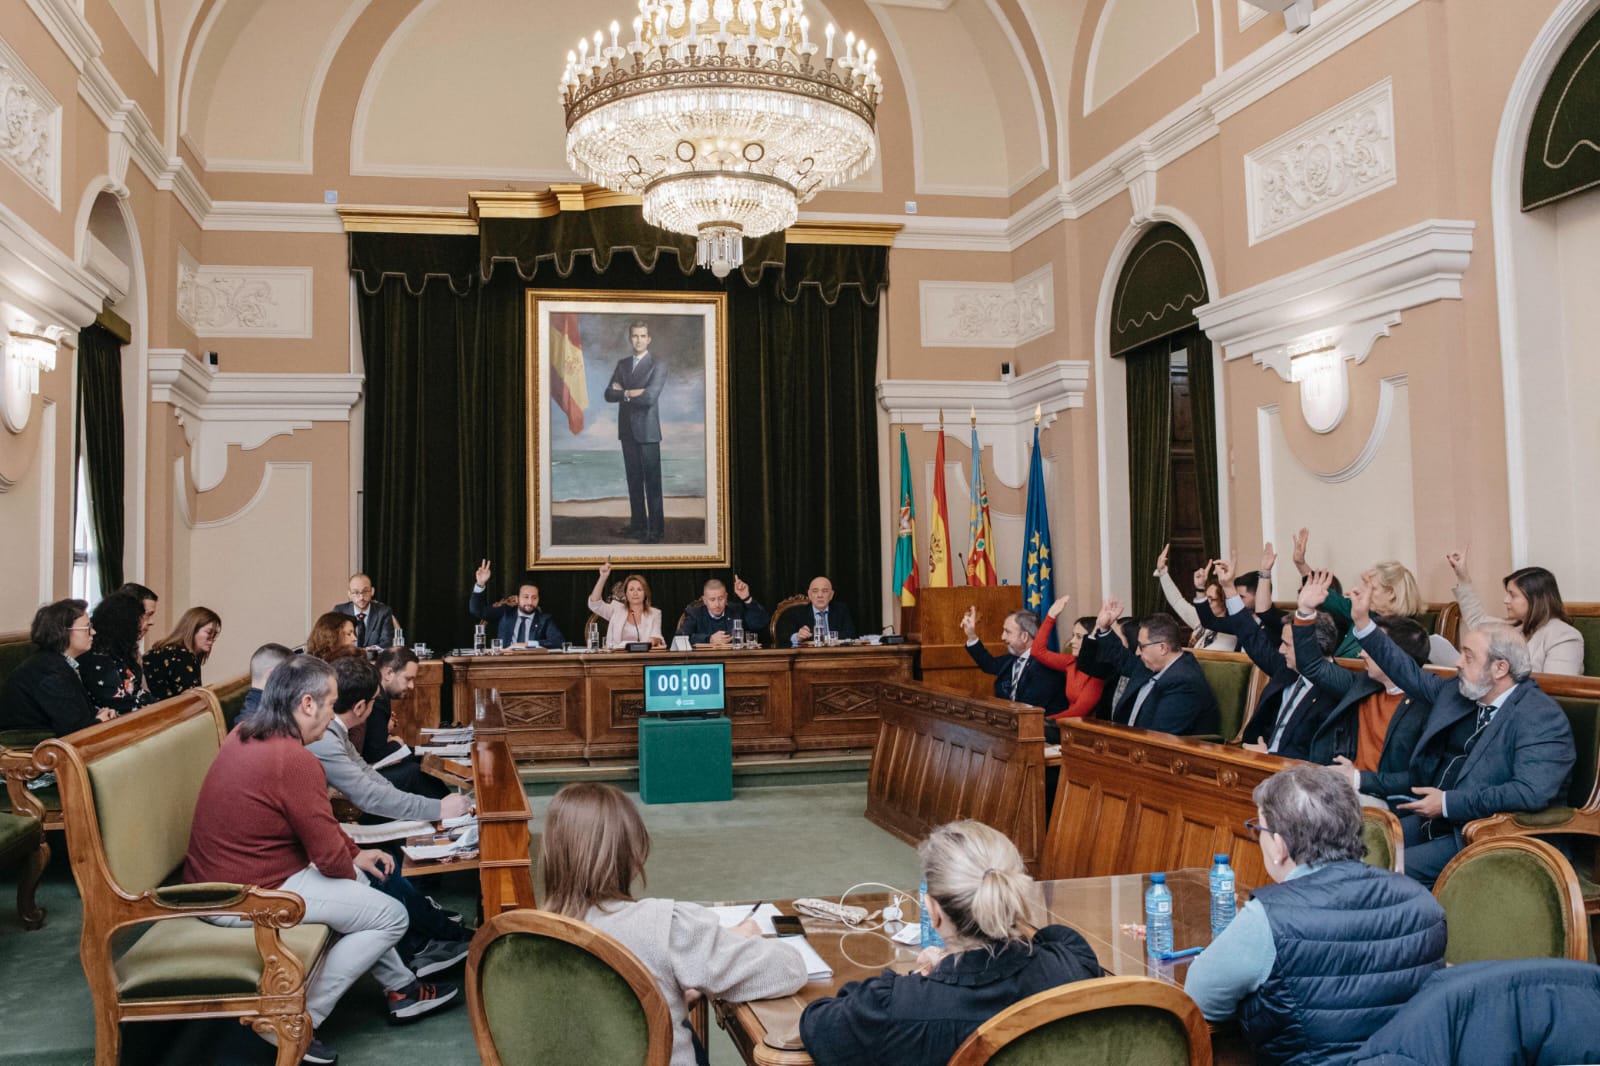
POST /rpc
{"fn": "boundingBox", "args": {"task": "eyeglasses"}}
[1243,818,1272,842]
[1136,640,1169,652]
[69,623,94,632]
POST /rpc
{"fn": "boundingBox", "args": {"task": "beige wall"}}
[1,0,1592,648]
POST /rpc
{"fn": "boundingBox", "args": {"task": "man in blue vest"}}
[1186,764,1446,1065]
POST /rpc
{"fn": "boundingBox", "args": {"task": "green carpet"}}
[0,775,918,1065]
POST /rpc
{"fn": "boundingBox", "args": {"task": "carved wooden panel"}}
[866,681,1046,874]
[502,692,566,728]
[1041,719,1294,887]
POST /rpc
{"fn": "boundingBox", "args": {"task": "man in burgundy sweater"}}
[184,654,457,1064]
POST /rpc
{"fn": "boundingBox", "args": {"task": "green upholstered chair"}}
[1191,650,1258,743]
[1464,675,1600,947]
[1432,837,1589,965]
[0,808,48,929]
[946,975,1212,1066]
[0,630,33,688]
[206,673,252,729]
[1360,806,1404,874]
[1,729,60,831]
[1569,610,1600,677]
[35,689,329,1066]
[467,908,673,1066]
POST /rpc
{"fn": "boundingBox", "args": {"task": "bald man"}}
[333,573,399,649]
[778,576,858,647]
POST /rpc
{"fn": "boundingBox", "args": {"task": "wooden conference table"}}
[714,869,1245,1066]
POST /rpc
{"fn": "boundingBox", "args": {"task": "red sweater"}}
[1030,614,1104,720]
[183,731,358,889]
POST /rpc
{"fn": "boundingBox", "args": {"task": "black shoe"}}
[616,525,643,536]
[386,980,461,1023]
[302,1038,338,1065]
[645,531,664,543]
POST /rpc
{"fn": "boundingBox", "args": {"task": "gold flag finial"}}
[1033,403,1042,426]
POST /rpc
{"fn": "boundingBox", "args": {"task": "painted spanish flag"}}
[928,427,953,587]
[550,312,588,434]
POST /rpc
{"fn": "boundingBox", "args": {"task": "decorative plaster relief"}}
[919,265,1054,349]
[175,264,313,338]
[0,34,62,207]
[1246,79,1396,244]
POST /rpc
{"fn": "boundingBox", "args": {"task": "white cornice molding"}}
[876,359,1089,487]
[149,349,364,492]
[203,201,347,233]
[0,199,107,334]
[1194,218,1474,367]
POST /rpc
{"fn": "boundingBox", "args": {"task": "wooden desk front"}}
[1043,718,1298,887]
[714,871,1246,1066]
[445,645,916,763]
[865,681,1047,874]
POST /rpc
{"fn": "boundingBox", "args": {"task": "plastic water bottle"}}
[1210,854,1236,935]
[1145,873,1173,958]
[919,880,945,949]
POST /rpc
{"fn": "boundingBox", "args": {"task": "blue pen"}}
[1157,946,1205,961]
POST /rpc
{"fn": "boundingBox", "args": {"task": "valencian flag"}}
[549,312,588,434]
[1021,420,1055,639]
[965,422,997,586]
[893,431,920,606]
[928,424,953,587]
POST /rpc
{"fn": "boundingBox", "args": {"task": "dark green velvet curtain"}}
[1185,329,1221,561]
[1124,347,1171,620]
[354,235,884,659]
[76,322,124,591]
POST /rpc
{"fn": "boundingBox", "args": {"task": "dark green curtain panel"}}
[1185,330,1221,562]
[1124,347,1171,621]
[354,236,884,658]
[76,322,125,591]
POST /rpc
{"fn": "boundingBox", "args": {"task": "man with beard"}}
[1348,578,1576,886]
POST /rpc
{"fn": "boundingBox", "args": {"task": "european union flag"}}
[1021,424,1055,647]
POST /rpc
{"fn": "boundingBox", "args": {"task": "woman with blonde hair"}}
[586,561,665,648]
[144,606,221,701]
[304,611,359,661]
[540,782,805,1066]
[801,820,1103,1066]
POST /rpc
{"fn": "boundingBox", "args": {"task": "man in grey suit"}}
[1349,579,1576,886]
[333,573,399,649]
[604,321,667,543]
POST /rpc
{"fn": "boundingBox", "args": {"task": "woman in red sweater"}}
[1029,595,1104,720]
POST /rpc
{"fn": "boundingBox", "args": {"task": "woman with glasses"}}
[1185,765,1446,1065]
[144,607,222,701]
[0,598,105,735]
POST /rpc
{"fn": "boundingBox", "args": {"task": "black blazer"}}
[964,641,1067,715]
[776,601,858,646]
[468,588,565,648]
[1078,634,1219,736]
[1359,625,1576,827]
[603,354,666,443]
[676,599,770,645]
[0,651,98,736]
[334,600,397,648]
[1212,606,1336,758]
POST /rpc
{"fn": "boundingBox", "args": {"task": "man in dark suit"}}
[468,560,565,648]
[960,606,1068,739]
[333,572,399,649]
[604,320,668,543]
[1208,561,1342,758]
[677,577,770,646]
[1078,600,1219,736]
[777,575,858,646]
[1350,579,1576,886]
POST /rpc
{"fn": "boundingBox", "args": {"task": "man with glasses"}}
[1186,765,1446,1063]
[334,573,399,650]
[1347,578,1575,886]
[1077,600,1218,736]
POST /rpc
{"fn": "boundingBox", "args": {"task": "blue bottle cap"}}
[1149,872,1166,884]
[1215,854,1230,863]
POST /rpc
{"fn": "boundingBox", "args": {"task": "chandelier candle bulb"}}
[825,22,834,57]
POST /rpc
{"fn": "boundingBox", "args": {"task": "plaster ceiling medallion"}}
[560,0,883,278]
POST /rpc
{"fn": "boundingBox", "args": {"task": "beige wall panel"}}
[188,230,349,373]
[1085,0,1199,113]
[0,399,53,627]
[105,0,158,71]
[84,0,163,116]
[884,247,1015,378]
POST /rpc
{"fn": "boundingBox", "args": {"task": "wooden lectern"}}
[902,585,1023,697]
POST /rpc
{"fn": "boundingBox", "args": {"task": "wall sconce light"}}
[1285,334,1349,434]
[7,332,57,395]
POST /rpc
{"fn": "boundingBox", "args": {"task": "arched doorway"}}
[1098,220,1223,619]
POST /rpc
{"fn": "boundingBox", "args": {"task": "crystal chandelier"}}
[561,0,883,278]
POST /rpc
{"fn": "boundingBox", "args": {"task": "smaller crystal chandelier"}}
[561,0,883,278]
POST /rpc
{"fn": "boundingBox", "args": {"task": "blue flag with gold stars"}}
[1021,424,1055,647]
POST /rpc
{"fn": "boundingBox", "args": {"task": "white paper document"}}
[1044,744,1062,758]
[371,744,412,771]
[780,936,834,979]
[417,743,472,757]
[402,843,469,861]
[441,813,478,830]
[709,903,783,936]
[421,727,474,742]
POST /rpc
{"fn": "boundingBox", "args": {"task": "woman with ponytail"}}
[800,820,1103,1066]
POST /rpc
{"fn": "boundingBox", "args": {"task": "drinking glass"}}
[731,620,745,648]
[473,624,486,653]
[490,638,504,655]
[586,622,600,651]
[817,627,832,647]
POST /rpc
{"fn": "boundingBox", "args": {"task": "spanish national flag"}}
[550,313,588,434]
[928,427,953,587]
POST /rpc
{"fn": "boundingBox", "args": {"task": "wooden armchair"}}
[467,908,673,1065]
[769,594,809,645]
[34,689,330,1065]
[946,975,1211,1065]
[0,808,47,929]
[1360,805,1404,874]
[1433,836,1589,964]
[0,729,59,830]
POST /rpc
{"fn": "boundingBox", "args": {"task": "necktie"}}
[356,613,367,645]
[1008,657,1026,699]
[1268,679,1310,752]
[1439,704,1497,791]
[1128,677,1156,726]
[1475,702,1495,733]
[817,609,829,635]
[516,616,529,645]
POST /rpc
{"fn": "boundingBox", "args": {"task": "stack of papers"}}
[420,727,474,743]
[416,742,472,757]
